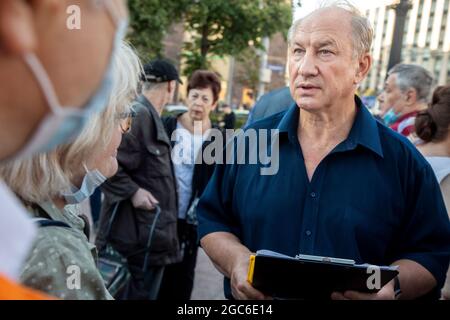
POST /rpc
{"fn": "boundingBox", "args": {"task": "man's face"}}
[289,9,364,112]
[0,0,128,159]
[377,74,407,116]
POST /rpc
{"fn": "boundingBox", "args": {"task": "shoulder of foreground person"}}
[20,226,112,300]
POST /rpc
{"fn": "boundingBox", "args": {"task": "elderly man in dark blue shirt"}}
[197,3,450,300]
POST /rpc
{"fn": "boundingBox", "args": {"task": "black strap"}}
[105,202,121,240]
[142,205,161,271]
[102,201,161,271]
[34,205,71,229]
[34,204,90,239]
[36,219,71,229]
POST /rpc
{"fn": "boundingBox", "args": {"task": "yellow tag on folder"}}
[247,255,256,284]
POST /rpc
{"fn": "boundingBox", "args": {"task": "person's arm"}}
[102,164,140,202]
[332,259,437,300]
[197,133,269,300]
[394,259,437,299]
[101,136,141,202]
[333,164,450,300]
[439,176,450,299]
[201,232,269,300]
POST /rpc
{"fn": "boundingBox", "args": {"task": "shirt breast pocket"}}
[145,144,172,178]
[342,205,397,261]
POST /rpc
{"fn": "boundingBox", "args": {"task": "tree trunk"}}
[200,23,209,60]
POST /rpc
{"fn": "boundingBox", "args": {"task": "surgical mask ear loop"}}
[23,53,64,115]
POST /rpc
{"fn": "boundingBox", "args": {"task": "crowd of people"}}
[0,0,449,301]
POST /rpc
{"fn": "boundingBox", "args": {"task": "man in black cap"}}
[96,59,183,300]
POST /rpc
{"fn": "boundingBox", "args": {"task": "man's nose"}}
[298,51,318,78]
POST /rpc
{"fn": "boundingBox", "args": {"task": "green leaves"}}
[128,0,292,77]
[182,0,292,76]
[128,0,189,60]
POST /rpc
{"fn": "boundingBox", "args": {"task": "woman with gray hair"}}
[0,41,142,300]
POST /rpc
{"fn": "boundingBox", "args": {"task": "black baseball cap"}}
[141,59,183,84]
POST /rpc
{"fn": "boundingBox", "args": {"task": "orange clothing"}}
[0,275,53,300]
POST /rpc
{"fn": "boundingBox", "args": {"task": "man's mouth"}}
[297,83,320,90]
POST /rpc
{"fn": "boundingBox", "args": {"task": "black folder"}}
[247,250,399,299]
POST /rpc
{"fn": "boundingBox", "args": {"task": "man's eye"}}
[319,50,333,56]
[293,48,305,55]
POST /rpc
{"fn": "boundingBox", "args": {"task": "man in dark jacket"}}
[96,60,183,300]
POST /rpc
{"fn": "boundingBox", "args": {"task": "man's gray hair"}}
[388,63,435,103]
[142,81,166,93]
[288,0,373,58]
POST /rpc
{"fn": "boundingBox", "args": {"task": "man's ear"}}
[354,53,372,84]
[404,88,417,105]
[168,80,176,93]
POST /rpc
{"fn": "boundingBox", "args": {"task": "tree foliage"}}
[128,0,292,77]
[234,47,261,93]
[127,0,188,61]
[181,0,292,76]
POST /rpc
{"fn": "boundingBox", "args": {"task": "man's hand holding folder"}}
[231,253,272,300]
[330,281,396,300]
[246,250,399,300]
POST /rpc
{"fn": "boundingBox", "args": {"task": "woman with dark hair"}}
[159,70,224,300]
[415,85,450,299]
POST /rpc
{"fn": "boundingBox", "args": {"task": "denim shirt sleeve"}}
[391,164,450,289]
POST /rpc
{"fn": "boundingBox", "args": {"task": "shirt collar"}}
[345,96,384,158]
[276,95,384,158]
[276,102,299,143]
[393,110,420,125]
[38,201,85,231]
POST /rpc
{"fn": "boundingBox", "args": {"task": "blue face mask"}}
[15,3,128,159]
[62,165,107,205]
[382,108,399,126]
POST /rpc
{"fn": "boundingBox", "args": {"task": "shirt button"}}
[310,192,316,198]
[306,230,312,236]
